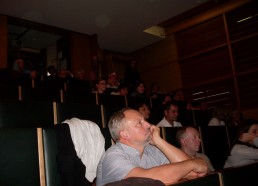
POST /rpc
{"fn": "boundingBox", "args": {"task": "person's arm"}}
[150,125,190,162]
[148,125,208,180]
[241,133,258,147]
[126,158,208,185]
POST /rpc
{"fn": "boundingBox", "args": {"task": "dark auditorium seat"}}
[42,127,61,186]
[56,102,104,127]
[219,162,258,186]
[161,127,182,148]
[63,79,95,104]
[199,126,230,170]
[22,77,63,102]
[0,128,40,186]
[0,100,55,128]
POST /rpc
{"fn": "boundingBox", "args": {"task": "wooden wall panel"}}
[232,35,258,73]
[0,15,7,68]
[69,33,92,80]
[175,16,227,58]
[133,35,182,91]
[180,47,232,87]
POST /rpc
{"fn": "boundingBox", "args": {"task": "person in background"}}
[93,78,107,94]
[129,81,146,98]
[132,101,151,121]
[124,60,141,93]
[176,127,215,172]
[224,119,258,168]
[156,101,182,127]
[208,104,229,126]
[96,108,208,186]
[148,83,166,99]
[75,70,86,80]
[107,72,120,89]
[47,65,58,77]
[13,58,38,79]
[110,83,128,96]
[228,109,243,127]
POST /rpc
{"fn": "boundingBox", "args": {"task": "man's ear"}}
[180,138,185,145]
[120,130,129,139]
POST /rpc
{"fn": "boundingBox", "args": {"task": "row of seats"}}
[0,98,236,169]
[0,126,256,186]
[161,126,238,170]
[1,82,213,127]
[0,100,120,128]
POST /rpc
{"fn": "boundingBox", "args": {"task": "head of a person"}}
[118,84,128,96]
[163,101,179,124]
[133,101,150,120]
[230,109,242,122]
[95,78,106,93]
[172,90,185,101]
[239,119,258,144]
[176,127,201,156]
[130,60,136,68]
[150,83,159,93]
[108,72,118,84]
[13,59,25,71]
[76,70,85,80]
[108,108,151,146]
[134,82,145,94]
[162,94,172,105]
[212,104,228,121]
[47,65,57,76]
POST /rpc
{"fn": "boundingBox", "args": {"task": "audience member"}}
[129,81,146,98]
[148,83,166,99]
[171,90,194,125]
[156,101,182,127]
[12,58,38,79]
[90,55,100,82]
[208,104,229,126]
[75,69,86,80]
[47,65,58,77]
[176,127,215,172]
[124,60,141,93]
[132,101,151,121]
[93,78,107,94]
[58,69,73,80]
[96,108,208,186]
[107,72,120,89]
[110,83,128,96]
[228,109,243,127]
[224,119,258,168]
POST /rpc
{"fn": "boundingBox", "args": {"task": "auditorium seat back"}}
[0,128,40,186]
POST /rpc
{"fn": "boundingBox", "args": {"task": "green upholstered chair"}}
[0,128,40,186]
[199,126,230,170]
[43,127,61,186]
[56,102,104,128]
[219,162,258,186]
[161,127,182,148]
[0,100,55,128]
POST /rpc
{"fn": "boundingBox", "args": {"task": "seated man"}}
[156,101,182,127]
[176,127,215,172]
[96,108,208,186]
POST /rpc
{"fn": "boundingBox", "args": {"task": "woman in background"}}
[224,119,258,168]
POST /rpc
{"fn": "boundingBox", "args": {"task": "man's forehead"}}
[124,109,142,121]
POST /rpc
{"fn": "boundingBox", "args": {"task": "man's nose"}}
[145,121,151,128]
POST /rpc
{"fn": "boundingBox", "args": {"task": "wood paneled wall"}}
[0,15,7,68]
[133,35,182,92]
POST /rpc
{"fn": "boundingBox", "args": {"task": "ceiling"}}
[0,0,209,54]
